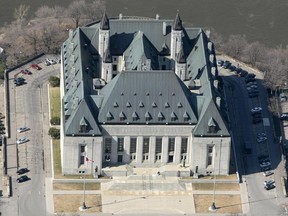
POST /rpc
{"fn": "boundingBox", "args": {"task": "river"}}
[0,0,287,48]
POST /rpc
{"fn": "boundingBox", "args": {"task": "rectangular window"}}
[181,138,188,153]
[80,155,85,165]
[207,156,212,165]
[112,64,117,71]
[143,137,149,153]
[168,137,175,152]
[80,145,86,153]
[130,138,137,153]
[104,138,112,153]
[161,65,166,70]
[156,138,162,153]
[117,137,124,152]
[208,146,213,154]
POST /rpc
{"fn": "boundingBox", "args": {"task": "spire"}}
[173,12,182,31]
[103,47,112,63]
[176,45,186,63]
[100,12,110,30]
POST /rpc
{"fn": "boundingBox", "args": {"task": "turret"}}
[175,45,187,80]
[99,12,110,58]
[101,47,113,82]
[170,13,183,61]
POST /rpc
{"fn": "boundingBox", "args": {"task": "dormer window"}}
[152,102,157,108]
[177,102,182,108]
[132,112,138,121]
[119,112,125,121]
[207,117,217,133]
[113,102,118,107]
[139,101,144,108]
[170,112,177,121]
[126,102,131,108]
[183,112,190,121]
[106,112,113,121]
[164,102,170,108]
[145,112,151,121]
[158,112,164,121]
[79,117,89,133]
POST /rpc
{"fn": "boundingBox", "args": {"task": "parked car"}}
[14,77,25,86]
[260,161,271,168]
[264,179,275,186]
[251,107,262,114]
[217,60,224,66]
[45,58,57,65]
[248,91,259,98]
[263,170,273,177]
[31,64,41,70]
[222,61,231,69]
[264,184,275,190]
[280,113,288,121]
[21,69,32,75]
[229,65,236,72]
[257,136,267,143]
[17,175,29,183]
[240,70,248,77]
[246,73,256,79]
[17,168,29,175]
[17,126,29,133]
[16,137,28,144]
[235,67,242,74]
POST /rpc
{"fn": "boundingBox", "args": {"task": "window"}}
[80,145,86,153]
[208,146,213,154]
[113,65,117,71]
[207,156,212,166]
[168,137,175,152]
[161,65,166,70]
[208,125,216,133]
[143,138,149,153]
[104,138,112,153]
[181,138,188,153]
[117,138,124,152]
[80,156,85,165]
[156,138,162,153]
[130,138,137,153]
[79,125,87,133]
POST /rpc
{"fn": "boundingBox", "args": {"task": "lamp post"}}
[79,171,87,211]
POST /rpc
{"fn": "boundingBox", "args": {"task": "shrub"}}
[50,116,60,125]
[49,76,60,87]
[49,127,60,139]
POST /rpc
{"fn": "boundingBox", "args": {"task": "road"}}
[218,56,287,216]
[1,56,59,216]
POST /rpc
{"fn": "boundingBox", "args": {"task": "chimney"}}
[156,14,160,20]
[119,13,123,20]
[163,22,167,36]
[69,29,73,41]
[216,97,221,109]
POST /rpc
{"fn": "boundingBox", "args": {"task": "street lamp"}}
[79,170,87,211]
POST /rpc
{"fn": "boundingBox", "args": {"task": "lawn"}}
[49,86,61,119]
[194,194,242,214]
[54,194,102,213]
[53,183,101,190]
[192,183,239,191]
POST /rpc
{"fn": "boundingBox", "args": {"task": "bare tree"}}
[84,0,106,22]
[223,34,248,59]
[66,0,86,28]
[244,41,264,67]
[13,4,30,25]
[35,5,55,18]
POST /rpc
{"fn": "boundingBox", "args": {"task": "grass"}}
[192,183,239,191]
[193,194,242,214]
[53,183,100,190]
[182,173,238,180]
[49,86,61,120]
[54,194,102,213]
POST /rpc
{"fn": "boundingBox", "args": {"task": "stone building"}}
[60,13,231,177]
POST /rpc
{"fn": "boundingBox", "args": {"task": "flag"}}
[85,156,94,162]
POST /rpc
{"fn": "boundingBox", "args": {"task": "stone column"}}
[149,136,156,164]
[111,136,118,163]
[174,136,182,163]
[136,136,143,164]
[123,136,130,163]
[161,136,168,163]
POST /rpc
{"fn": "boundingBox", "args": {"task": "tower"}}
[101,47,113,82]
[99,12,110,58]
[170,13,183,61]
[175,45,187,80]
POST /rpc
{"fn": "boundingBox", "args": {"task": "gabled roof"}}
[123,31,159,70]
[98,70,198,124]
[193,98,229,137]
[65,98,102,136]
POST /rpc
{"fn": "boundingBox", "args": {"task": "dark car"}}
[217,60,224,66]
[17,175,29,183]
[222,61,231,69]
[253,114,263,124]
[17,168,29,175]
[235,67,242,74]
[229,65,236,72]
[21,69,32,75]
[14,77,25,86]
[264,184,275,190]
[280,113,288,121]
[246,73,256,79]
[240,70,248,77]
[249,92,259,98]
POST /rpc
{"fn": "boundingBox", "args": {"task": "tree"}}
[50,117,60,125]
[48,127,60,139]
[66,0,86,28]
[223,34,248,59]
[13,4,30,25]
[84,0,105,22]
[244,41,264,67]
[49,76,60,87]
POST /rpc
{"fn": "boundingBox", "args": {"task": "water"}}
[0,0,287,48]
